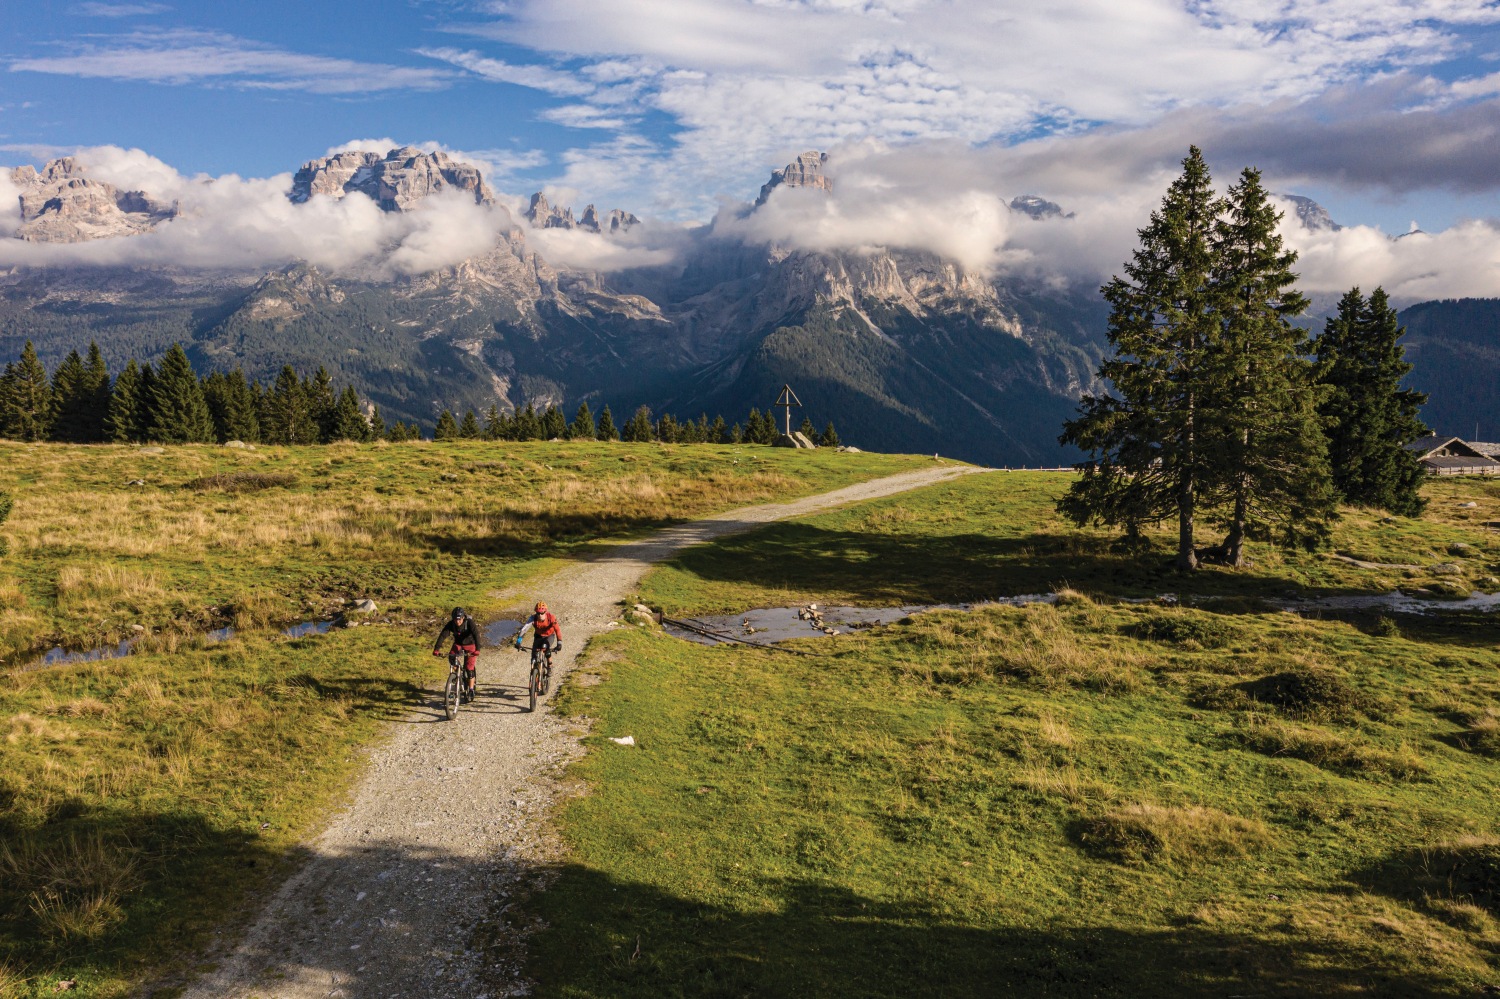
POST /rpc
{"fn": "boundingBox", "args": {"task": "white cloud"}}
[72,2,171,16]
[10,29,453,93]
[537,104,632,129]
[416,47,593,96]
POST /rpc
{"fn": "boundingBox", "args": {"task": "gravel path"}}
[178,464,984,999]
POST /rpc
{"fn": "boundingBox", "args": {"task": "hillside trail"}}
[178,463,986,999]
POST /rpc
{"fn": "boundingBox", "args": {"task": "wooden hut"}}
[1404,436,1500,476]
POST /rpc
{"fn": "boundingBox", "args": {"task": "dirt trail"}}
[179,464,984,999]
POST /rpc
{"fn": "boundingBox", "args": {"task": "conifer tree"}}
[483,404,505,440]
[819,421,840,447]
[1060,147,1225,569]
[0,341,53,442]
[106,360,145,442]
[147,343,214,444]
[596,404,618,441]
[331,386,368,441]
[1203,167,1334,564]
[458,409,482,439]
[48,349,93,442]
[728,422,744,444]
[1317,287,1428,516]
[542,405,568,440]
[82,342,110,437]
[656,413,680,443]
[623,406,653,442]
[710,415,728,444]
[798,416,817,441]
[434,410,459,441]
[569,401,596,441]
[308,367,337,442]
[221,370,261,443]
[514,403,542,440]
[369,404,388,442]
[261,366,317,444]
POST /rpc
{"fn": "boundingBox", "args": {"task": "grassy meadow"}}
[534,473,1500,996]
[0,439,918,998]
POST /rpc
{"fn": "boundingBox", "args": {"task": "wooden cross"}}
[773,384,802,437]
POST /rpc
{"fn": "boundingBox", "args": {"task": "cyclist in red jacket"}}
[433,606,481,703]
[513,601,563,663]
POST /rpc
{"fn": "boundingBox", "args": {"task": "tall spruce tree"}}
[0,341,53,442]
[331,386,368,441]
[656,412,680,443]
[147,343,214,444]
[514,403,542,441]
[710,415,728,443]
[483,404,506,440]
[219,370,261,442]
[569,401,596,440]
[369,404,388,441]
[82,343,110,437]
[1317,287,1429,516]
[1060,147,1225,569]
[458,409,482,439]
[596,404,618,441]
[261,365,318,445]
[819,421,840,447]
[434,410,459,440]
[1203,168,1335,564]
[308,367,337,442]
[48,349,94,442]
[106,359,145,442]
[542,405,568,440]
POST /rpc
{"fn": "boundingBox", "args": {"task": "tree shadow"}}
[527,864,1478,998]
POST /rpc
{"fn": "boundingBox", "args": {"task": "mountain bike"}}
[526,643,553,713]
[443,650,470,721]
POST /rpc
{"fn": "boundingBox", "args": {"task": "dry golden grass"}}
[1079,802,1273,865]
[0,833,141,942]
[55,563,171,617]
[60,696,111,718]
[1236,718,1428,779]
[3,713,78,745]
[1456,708,1500,756]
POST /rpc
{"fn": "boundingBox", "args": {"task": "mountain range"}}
[2,147,1493,461]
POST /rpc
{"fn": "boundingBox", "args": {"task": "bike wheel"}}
[444,668,460,720]
[541,657,552,696]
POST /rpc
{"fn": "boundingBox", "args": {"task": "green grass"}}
[0,439,920,997]
[532,474,1500,997]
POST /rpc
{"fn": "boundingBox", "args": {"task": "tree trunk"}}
[1177,476,1198,570]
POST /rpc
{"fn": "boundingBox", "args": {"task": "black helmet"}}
[451,607,466,620]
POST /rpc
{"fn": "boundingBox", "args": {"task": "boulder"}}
[1430,563,1465,575]
[773,432,817,449]
[349,598,378,614]
[224,440,247,449]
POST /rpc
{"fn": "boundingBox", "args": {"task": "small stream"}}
[23,618,337,671]
[664,590,1500,647]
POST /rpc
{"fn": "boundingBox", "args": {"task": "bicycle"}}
[524,643,553,713]
[443,650,471,721]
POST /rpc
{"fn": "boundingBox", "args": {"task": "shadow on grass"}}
[530,864,1475,998]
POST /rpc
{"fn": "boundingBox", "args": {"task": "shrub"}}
[1371,615,1401,638]
[1239,667,1367,719]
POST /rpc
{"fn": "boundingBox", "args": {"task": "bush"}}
[1240,667,1367,719]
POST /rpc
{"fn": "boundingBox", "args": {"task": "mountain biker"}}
[513,601,563,664]
[433,606,481,702]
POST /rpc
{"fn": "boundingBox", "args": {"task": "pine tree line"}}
[0,341,391,445]
[1061,147,1428,569]
[433,400,841,447]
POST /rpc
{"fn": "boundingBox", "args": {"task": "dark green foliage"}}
[307,368,337,442]
[1125,612,1237,649]
[433,410,459,441]
[483,405,508,441]
[799,416,817,440]
[0,490,10,558]
[656,412,681,443]
[1317,288,1428,517]
[819,421,840,447]
[261,366,319,445]
[1239,668,1366,720]
[48,349,94,443]
[184,472,298,493]
[0,341,54,441]
[203,370,261,444]
[106,360,145,443]
[368,404,388,442]
[146,343,214,444]
[458,409,482,440]
[1061,148,1224,569]
[596,404,618,441]
[745,407,774,445]
[728,422,744,444]
[710,415,728,444]
[514,403,542,441]
[542,405,567,440]
[623,405,654,443]
[570,401,596,441]
[386,420,419,442]
[331,386,369,442]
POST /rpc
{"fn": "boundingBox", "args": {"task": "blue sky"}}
[2,0,1499,297]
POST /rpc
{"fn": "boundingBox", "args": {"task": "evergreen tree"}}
[106,360,145,443]
[458,409,482,439]
[0,341,53,442]
[819,421,841,447]
[147,343,214,444]
[82,342,110,437]
[388,420,417,442]
[515,403,542,440]
[569,401,596,441]
[1317,287,1429,516]
[1060,147,1225,569]
[483,404,506,440]
[623,405,654,442]
[202,371,231,442]
[48,349,93,442]
[710,415,728,444]
[434,410,459,441]
[368,404,388,442]
[798,416,817,441]
[261,366,318,445]
[656,412,680,443]
[308,367,337,442]
[1203,167,1334,564]
[728,422,744,444]
[596,404,618,441]
[542,405,568,440]
[331,386,368,442]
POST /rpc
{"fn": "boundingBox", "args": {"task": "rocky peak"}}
[289,147,496,212]
[8,157,177,243]
[1279,194,1342,233]
[755,151,832,207]
[525,192,639,234]
[1009,195,1073,221]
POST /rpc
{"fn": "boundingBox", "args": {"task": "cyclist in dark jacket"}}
[433,607,481,702]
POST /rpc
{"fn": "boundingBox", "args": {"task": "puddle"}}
[1271,591,1500,615]
[484,620,525,646]
[20,617,338,671]
[665,598,1054,646]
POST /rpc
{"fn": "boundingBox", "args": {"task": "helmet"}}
[451,607,466,620]
[534,601,548,614]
